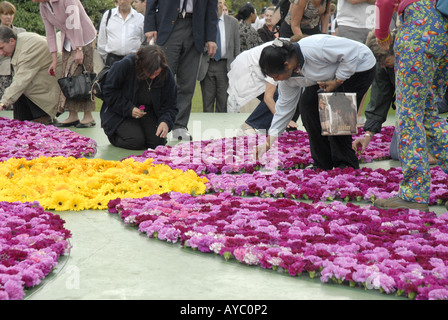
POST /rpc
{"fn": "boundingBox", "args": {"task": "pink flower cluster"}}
[205,166,448,205]
[0,201,71,300]
[108,192,448,300]
[0,117,97,160]
[128,127,394,174]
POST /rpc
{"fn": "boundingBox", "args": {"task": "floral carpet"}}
[108,192,448,300]
[1,118,448,300]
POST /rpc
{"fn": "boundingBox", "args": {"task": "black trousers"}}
[299,67,375,170]
[13,95,48,121]
[108,115,167,150]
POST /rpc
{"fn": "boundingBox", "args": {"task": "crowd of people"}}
[0,0,446,212]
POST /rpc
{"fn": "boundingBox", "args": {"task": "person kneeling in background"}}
[100,45,178,150]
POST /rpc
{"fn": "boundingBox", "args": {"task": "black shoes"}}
[75,121,96,128]
[54,120,80,127]
[54,120,96,128]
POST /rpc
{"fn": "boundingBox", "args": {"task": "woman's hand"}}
[352,132,373,153]
[254,136,276,161]
[156,122,169,138]
[132,107,146,119]
[254,142,270,161]
[376,33,393,51]
[48,61,57,76]
[287,120,298,130]
[317,79,342,92]
[74,48,84,65]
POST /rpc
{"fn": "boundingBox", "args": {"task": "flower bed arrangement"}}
[0,117,97,160]
[108,192,448,300]
[0,201,71,300]
[0,156,208,211]
[205,166,448,205]
[128,127,394,174]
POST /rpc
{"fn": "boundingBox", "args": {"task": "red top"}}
[375,0,420,39]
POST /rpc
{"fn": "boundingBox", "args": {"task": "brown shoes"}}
[374,196,429,212]
[31,115,53,125]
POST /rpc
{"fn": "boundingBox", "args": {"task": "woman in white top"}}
[256,35,376,170]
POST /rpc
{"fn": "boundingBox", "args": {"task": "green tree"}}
[13,0,115,35]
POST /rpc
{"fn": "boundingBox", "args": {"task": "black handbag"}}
[58,61,96,101]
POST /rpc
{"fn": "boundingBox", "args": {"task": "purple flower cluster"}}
[108,192,448,300]
[0,117,97,160]
[205,166,448,205]
[0,201,71,300]
[128,127,394,174]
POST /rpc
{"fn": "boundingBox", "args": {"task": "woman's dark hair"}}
[235,2,255,21]
[135,45,169,81]
[259,39,296,76]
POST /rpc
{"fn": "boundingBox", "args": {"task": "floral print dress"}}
[393,0,448,203]
[238,20,263,53]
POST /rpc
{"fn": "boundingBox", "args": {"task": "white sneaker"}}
[171,127,192,141]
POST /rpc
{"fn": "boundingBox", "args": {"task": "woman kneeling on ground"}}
[100,45,178,150]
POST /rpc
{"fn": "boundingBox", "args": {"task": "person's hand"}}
[206,41,217,58]
[376,33,393,51]
[0,103,5,111]
[132,107,146,119]
[145,31,157,44]
[254,141,271,161]
[287,120,298,130]
[48,61,57,76]
[317,79,341,92]
[290,33,307,42]
[352,133,373,153]
[156,122,169,138]
[74,48,84,65]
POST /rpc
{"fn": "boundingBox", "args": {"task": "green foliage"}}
[13,1,44,34]
[13,0,115,35]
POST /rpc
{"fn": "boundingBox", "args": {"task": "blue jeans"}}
[245,88,300,130]
[244,90,279,131]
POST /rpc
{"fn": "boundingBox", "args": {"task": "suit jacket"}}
[197,14,240,82]
[144,0,218,53]
[39,0,97,53]
[0,32,62,118]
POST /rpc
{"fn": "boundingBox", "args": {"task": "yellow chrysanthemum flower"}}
[0,156,207,211]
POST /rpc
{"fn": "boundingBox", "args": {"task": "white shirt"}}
[227,41,277,113]
[180,0,193,13]
[217,14,226,58]
[336,0,375,29]
[268,35,376,137]
[97,7,145,61]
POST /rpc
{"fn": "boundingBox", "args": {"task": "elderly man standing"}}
[144,0,218,141]
[197,0,239,113]
[0,27,61,124]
